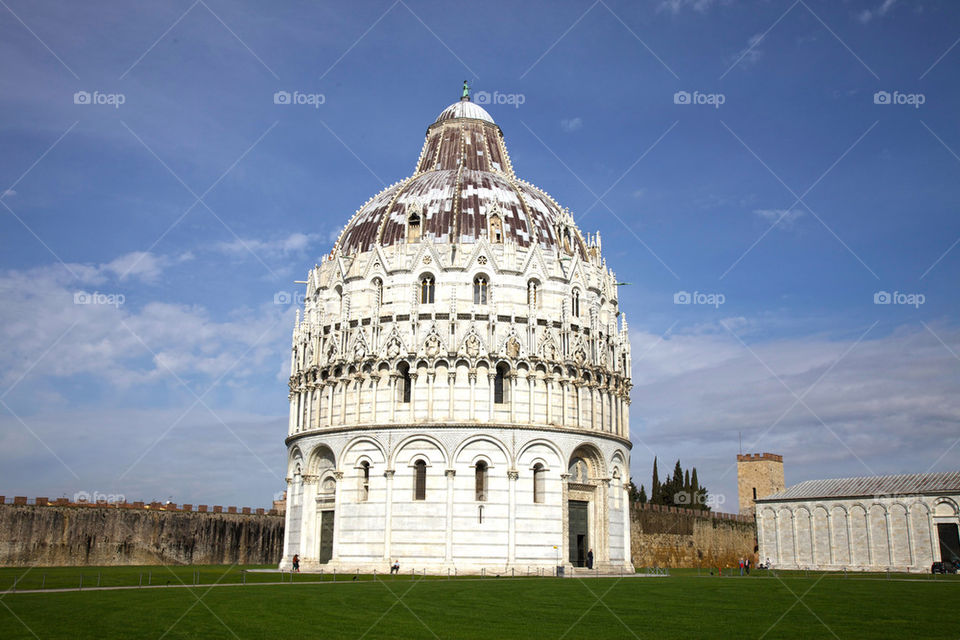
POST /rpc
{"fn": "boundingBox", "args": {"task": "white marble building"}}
[755,472,960,573]
[279,91,634,573]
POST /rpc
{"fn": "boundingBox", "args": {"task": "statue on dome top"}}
[461,80,470,101]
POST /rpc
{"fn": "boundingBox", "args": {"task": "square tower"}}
[737,453,784,515]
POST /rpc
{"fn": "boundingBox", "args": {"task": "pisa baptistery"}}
[280,87,634,574]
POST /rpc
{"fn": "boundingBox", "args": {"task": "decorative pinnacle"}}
[461,80,470,101]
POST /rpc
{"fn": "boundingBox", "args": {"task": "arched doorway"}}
[565,445,607,568]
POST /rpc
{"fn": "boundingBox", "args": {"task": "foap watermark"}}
[873,90,925,108]
[674,290,726,308]
[673,491,726,509]
[274,291,306,306]
[74,490,126,504]
[474,90,525,108]
[273,90,325,108]
[74,291,125,308]
[874,290,925,308]
[673,90,725,109]
[73,90,125,109]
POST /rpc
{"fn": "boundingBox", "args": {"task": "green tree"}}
[651,457,660,504]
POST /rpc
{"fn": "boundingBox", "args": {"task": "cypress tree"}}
[639,484,647,504]
[673,460,683,504]
[651,457,660,503]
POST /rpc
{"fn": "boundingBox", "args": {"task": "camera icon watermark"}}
[873,290,925,308]
[674,290,725,308]
[273,90,325,108]
[473,90,525,108]
[274,291,305,305]
[873,90,925,108]
[73,490,125,504]
[673,491,726,508]
[73,90,126,109]
[673,90,725,109]
[74,291,125,308]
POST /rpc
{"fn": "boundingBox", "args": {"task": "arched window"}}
[489,214,503,243]
[414,459,426,500]
[572,290,580,317]
[407,212,421,243]
[533,463,545,504]
[494,363,509,404]
[475,461,488,501]
[420,275,435,304]
[372,278,383,307]
[528,280,540,307]
[360,461,370,502]
[398,362,412,403]
[473,276,488,305]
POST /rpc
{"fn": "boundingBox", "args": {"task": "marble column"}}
[508,469,518,564]
[383,469,395,561]
[445,469,456,563]
[469,370,477,421]
[487,373,495,422]
[447,372,456,420]
[332,470,344,561]
[409,373,418,422]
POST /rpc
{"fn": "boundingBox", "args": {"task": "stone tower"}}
[737,453,784,515]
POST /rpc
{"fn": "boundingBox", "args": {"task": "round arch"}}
[390,433,450,469]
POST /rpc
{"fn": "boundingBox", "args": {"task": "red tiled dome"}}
[334,97,587,259]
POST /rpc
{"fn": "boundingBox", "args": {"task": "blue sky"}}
[1,0,958,509]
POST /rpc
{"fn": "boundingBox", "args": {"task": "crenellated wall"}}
[630,504,757,569]
[0,504,284,566]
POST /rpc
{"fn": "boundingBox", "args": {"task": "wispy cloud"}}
[560,117,583,133]
[754,208,805,230]
[857,0,897,24]
[630,321,960,505]
[214,232,322,259]
[658,0,727,15]
[729,33,765,67]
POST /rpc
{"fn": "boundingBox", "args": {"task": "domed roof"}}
[434,100,495,125]
[334,93,587,259]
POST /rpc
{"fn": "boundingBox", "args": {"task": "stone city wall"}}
[0,497,283,566]
[630,503,757,569]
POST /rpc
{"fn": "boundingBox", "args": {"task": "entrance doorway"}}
[319,510,334,563]
[937,522,960,564]
[568,500,588,567]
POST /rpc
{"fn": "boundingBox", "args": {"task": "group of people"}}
[738,557,752,575]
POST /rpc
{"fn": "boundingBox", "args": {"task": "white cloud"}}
[730,33,765,67]
[658,0,725,14]
[628,322,960,509]
[2,189,16,198]
[858,0,896,23]
[215,232,321,259]
[99,251,192,284]
[560,117,583,133]
[0,258,287,391]
[753,208,805,229]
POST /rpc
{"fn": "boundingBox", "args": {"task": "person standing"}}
[292,554,300,573]
[586,549,594,570]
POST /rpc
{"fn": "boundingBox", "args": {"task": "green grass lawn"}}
[1,567,958,639]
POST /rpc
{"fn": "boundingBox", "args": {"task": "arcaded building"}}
[755,471,960,572]
[280,90,634,573]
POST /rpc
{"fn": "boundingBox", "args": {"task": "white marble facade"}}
[756,482,960,573]
[280,95,634,573]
